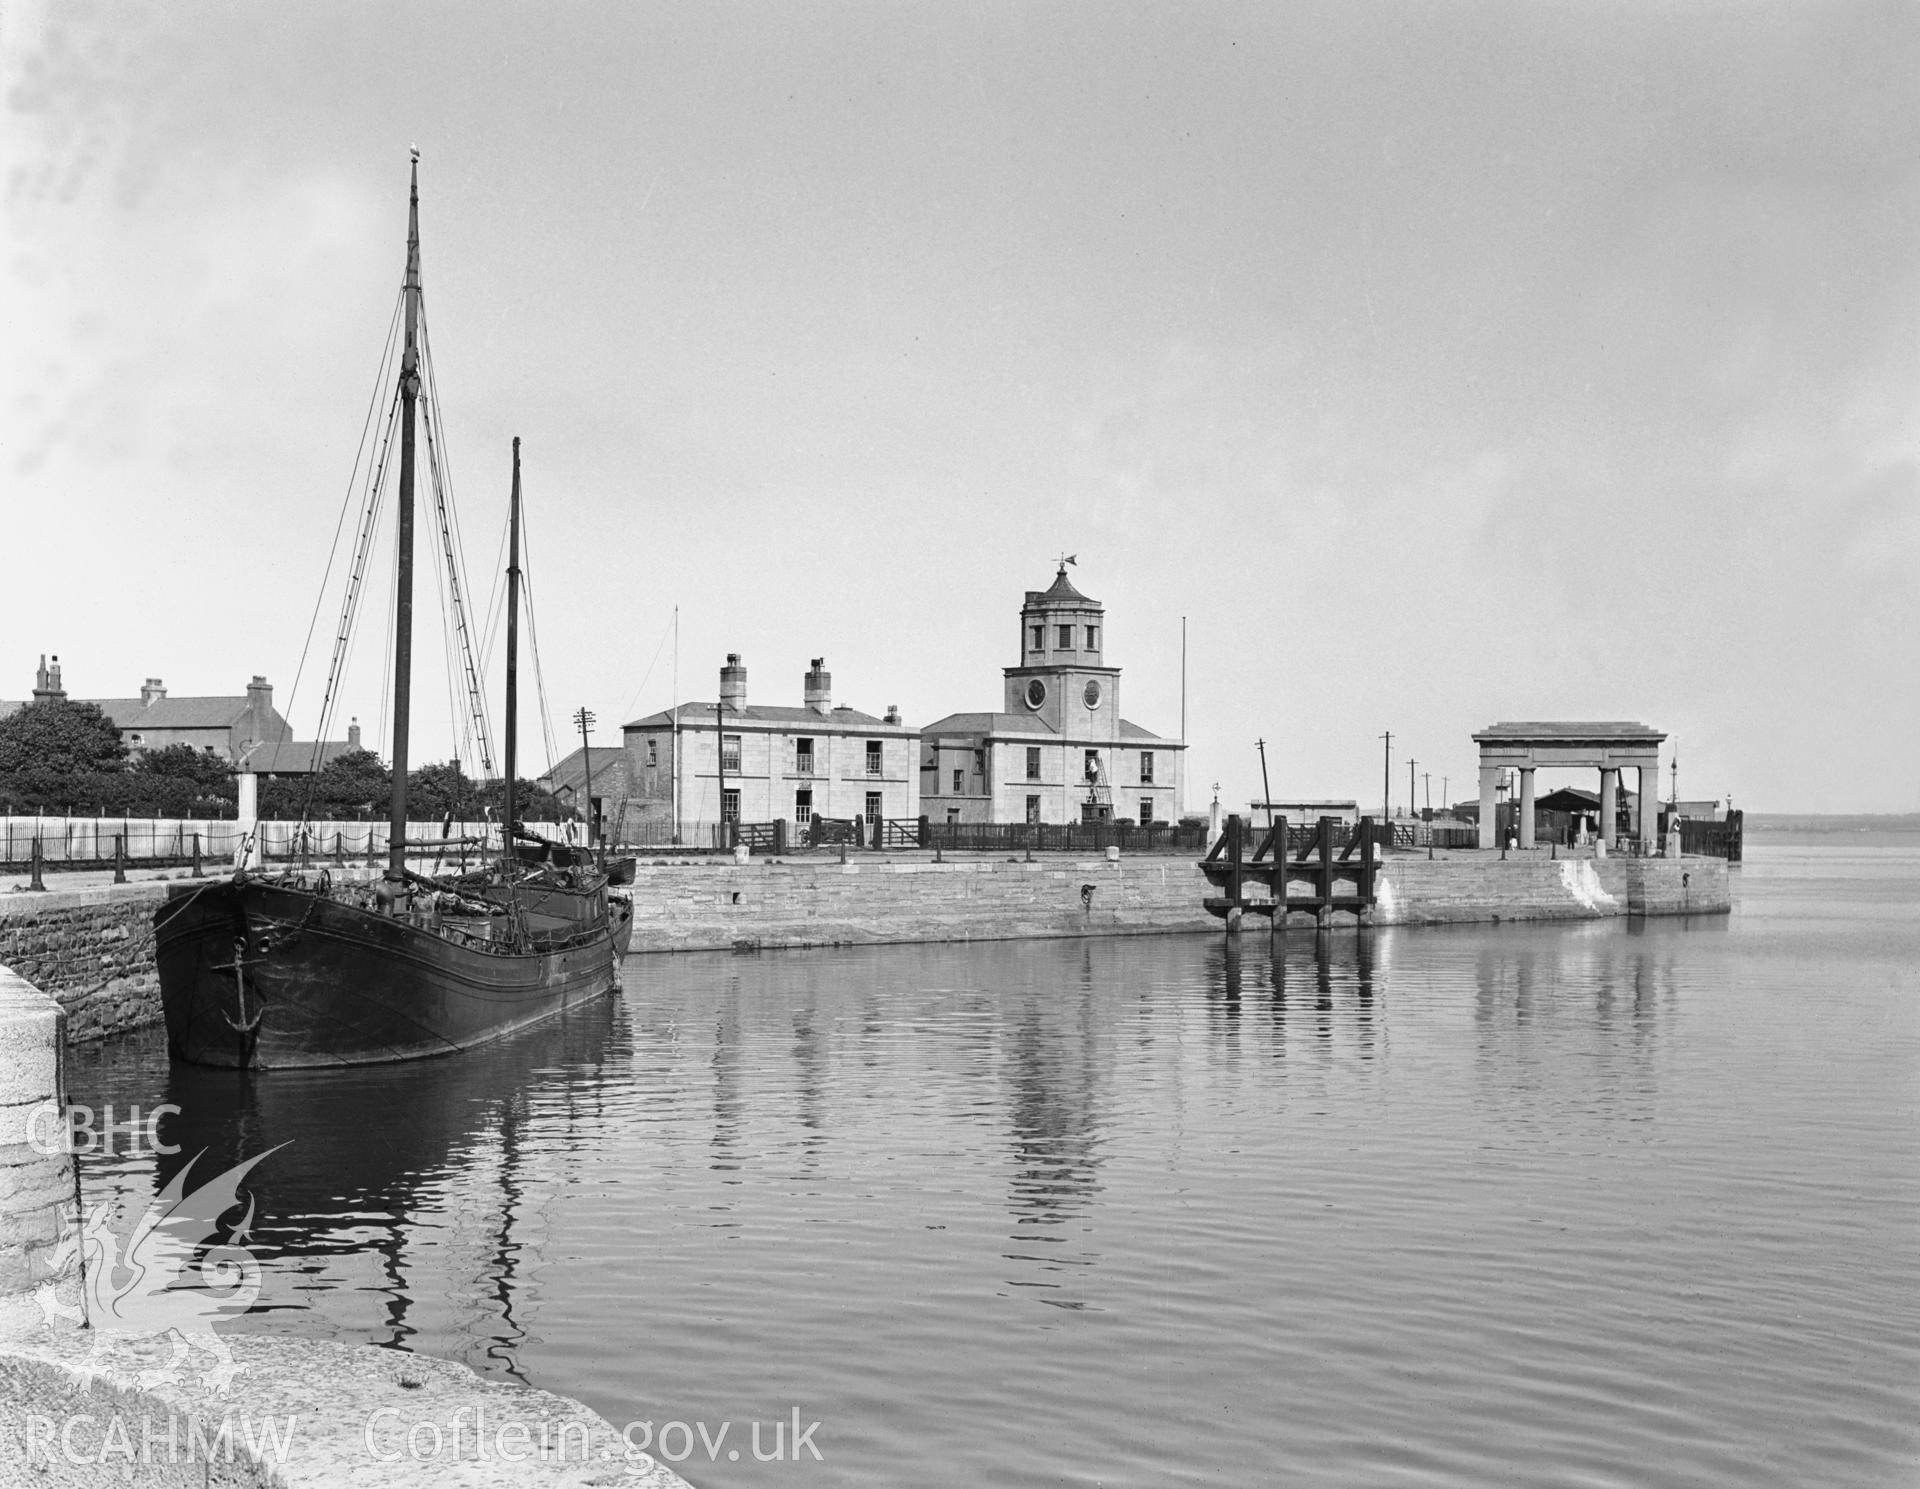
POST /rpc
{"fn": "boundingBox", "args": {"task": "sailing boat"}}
[153,154,632,1070]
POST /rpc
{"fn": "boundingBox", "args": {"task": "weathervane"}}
[1056,552,1078,572]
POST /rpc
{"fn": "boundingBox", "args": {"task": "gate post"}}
[114,833,127,884]
[29,836,45,892]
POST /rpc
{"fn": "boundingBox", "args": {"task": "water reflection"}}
[1000,944,1106,1309]
[113,994,629,1378]
[1210,931,1382,1060]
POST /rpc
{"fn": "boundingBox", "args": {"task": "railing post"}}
[29,835,45,892]
[114,833,127,884]
[191,832,203,878]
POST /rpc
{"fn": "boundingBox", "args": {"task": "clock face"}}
[1025,678,1047,710]
[1083,679,1102,709]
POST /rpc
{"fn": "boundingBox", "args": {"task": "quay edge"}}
[0,854,1731,1047]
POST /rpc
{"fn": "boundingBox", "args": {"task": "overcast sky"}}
[4,1,1914,814]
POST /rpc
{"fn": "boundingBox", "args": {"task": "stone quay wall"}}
[0,854,1731,1048]
[620,849,1731,951]
[0,968,79,1342]
[0,883,171,1044]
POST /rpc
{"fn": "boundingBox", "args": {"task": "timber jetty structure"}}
[1201,814,1381,929]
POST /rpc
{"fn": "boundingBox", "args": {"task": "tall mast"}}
[503,437,521,837]
[387,148,423,888]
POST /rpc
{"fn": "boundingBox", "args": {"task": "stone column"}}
[1640,762,1659,851]
[1599,767,1617,854]
[1478,764,1501,850]
[1518,768,1536,849]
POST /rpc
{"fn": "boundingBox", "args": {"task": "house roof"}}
[541,746,629,782]
[921,711,1049,737]
[97,696,253,730]
[918,712,1176,744]
[623,703,910,732]
[245,740,356,775]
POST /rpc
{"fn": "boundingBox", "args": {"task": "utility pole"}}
[1408,758,1417,823]
[1442,775,1449,810]
[1256,738,1274,835]
[573,707,597,852]
[1380,731,1391,822]
[1423,771,1431,815]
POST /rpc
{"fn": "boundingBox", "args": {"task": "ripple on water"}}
[64,845,1920,1487]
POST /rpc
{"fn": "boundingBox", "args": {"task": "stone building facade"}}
[620,656,919,835]
[919,566,1185,825]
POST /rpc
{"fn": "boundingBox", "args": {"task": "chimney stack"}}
[884,704,900,725]
[348,718,362,751]
[804,658,831,715]
[719,653,747,711]
[141,678,166,706]
[32,654,66,702]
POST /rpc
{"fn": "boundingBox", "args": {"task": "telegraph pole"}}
[572,707,598,851]
[1380,731,1391,822]
[1407,758,1417,823]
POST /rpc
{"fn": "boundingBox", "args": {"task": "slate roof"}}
[245,740,356,775]
[623,703,909,732]
[918,711,1173,743]
[97,696,252,730]
[921,711,1052,736]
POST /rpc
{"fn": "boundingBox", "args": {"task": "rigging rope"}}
[284,290,405,763]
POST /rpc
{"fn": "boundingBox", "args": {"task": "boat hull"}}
[154,879,622,1069]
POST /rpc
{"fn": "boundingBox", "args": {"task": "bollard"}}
[191,832,203,878]
[30,835,45,892]
[114,833,127,884]
[335,831,345,866]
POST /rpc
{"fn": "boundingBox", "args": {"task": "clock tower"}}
[1003,564,1122,743]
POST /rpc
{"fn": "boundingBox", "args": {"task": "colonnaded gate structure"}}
[1472,721,1665,852]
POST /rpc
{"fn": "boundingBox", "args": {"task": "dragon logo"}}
[38,1144,286,1394]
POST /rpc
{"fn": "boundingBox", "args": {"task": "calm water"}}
[70,845,1920,1487]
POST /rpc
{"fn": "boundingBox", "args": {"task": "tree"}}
[300,748,391,819]
[128,744,237,817]
[0,699,127,777]
[478,775,564,822]
[407,760,485,820]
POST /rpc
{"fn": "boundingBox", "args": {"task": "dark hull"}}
[154,879,623,1069]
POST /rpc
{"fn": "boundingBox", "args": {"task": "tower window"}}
[1086,626,1098,649]
[952,768,964,794]
[1030,625,1044,651]
[1026,747,1041,781]
[1057,624,1074,648]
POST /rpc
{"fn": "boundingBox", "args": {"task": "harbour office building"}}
[621,656,920,834]
[920,566,1186,826]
